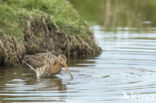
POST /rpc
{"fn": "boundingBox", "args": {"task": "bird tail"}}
[22,60,36,72]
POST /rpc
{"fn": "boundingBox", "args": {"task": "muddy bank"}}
[0,0,101,66]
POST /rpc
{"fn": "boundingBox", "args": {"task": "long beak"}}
[63,62,73,79]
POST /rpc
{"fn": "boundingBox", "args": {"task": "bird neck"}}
[51,62,62,74]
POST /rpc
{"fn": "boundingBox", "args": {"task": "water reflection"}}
[34,77,66,91]
[0,67,67,102]
[71,0,156,28]
[0,0,156,103]
[1,27,156,102]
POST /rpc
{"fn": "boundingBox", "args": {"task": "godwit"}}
[22,53,73,78]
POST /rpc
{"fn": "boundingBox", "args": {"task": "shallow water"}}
[0,26,156,103]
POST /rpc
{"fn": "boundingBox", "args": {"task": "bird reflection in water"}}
[33,76,67,91]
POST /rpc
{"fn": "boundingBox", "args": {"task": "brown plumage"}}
[22,53,73,78]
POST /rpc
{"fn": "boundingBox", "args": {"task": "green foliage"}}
[0,4,23,39]
[0,0,101,65]
[0,0,90,38]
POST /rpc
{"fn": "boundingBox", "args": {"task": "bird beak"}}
[63,62,73,79]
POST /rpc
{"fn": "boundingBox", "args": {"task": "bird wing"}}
[23,53,57,69]
[22,60,36,72]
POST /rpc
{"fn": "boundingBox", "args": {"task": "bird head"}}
[57,54,73,78]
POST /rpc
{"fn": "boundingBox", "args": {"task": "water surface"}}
[0,26,156,103]
[1,0,156,103]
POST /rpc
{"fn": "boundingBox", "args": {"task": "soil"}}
[0,17,101,66]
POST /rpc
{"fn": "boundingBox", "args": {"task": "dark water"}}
[1,0,156,103]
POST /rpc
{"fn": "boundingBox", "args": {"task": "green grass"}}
[0,4,22,38]
[0,0,90,39]
[0,0,101,65]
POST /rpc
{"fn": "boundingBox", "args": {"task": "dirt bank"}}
[0,0,101,66]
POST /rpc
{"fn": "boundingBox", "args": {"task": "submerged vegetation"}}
[0,0,101,65]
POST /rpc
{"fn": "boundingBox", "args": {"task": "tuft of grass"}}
[0,0,90,37]
[0,4,23,40]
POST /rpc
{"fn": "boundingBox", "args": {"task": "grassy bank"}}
[0,0,101,65]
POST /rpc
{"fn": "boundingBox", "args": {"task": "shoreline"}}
[0,0,101,66]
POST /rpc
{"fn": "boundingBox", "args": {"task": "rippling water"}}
[0,26,156,103]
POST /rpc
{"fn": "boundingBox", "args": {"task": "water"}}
[0,26,156,103]
[1,0,156,102]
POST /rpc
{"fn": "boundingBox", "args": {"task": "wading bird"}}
[22,53,73,78]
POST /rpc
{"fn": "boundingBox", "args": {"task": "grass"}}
[0,0,90,38]
[0,0,101,65]
[0,4,23,39]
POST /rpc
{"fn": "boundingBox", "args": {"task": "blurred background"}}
[70,0,156,29]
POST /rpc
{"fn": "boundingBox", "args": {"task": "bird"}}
[22,53,73,78]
